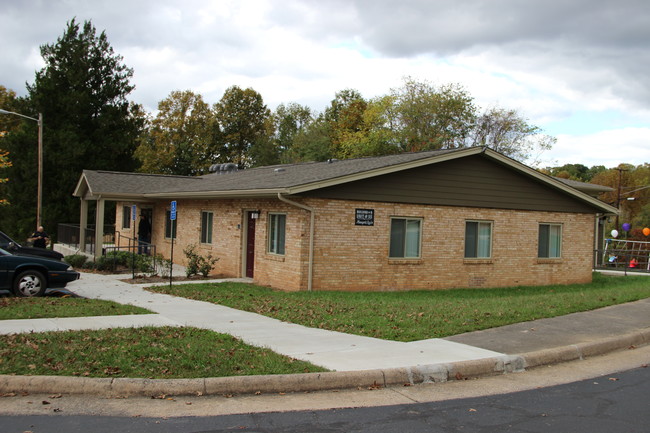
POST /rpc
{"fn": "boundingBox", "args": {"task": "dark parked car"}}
[0,230,64,261]
[0,248,80,297]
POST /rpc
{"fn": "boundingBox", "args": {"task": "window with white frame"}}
[538,223,562,258]
[200,211,213,244]
[165,210,177,239]
[389,217,422,258]
[465,220,492,258]
[122,206,131,229]
[268,213,286,255]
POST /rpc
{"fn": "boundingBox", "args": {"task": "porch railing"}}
[57,223,115,255]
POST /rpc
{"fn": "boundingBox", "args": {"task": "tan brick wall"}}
[305,198,595,291]
[116,199,309,290]
[116,197,596,292]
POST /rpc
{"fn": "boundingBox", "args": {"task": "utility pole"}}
[614,167,628,231]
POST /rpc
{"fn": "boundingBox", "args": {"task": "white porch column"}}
[94,197,105,259]
[79,198,88,253]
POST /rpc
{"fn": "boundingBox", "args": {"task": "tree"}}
[470,107,555,165]
[0,150,11,206]
[543,163,606,182]
[135,90,217,175]
[0,86,18,207]
[337,95,399,159]
[591,164,650,231]
[272,102,313,162]
[391,78,476,152]
[214,86,270,168]
[287,117,335,162]
[1,19,142,238]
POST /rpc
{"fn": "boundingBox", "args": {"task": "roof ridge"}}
[87,169,199,180]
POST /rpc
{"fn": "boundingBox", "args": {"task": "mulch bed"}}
[120,274,227,284]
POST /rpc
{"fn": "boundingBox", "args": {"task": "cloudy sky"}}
[1,0,649,168]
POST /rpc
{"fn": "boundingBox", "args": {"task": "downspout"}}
[594,213,601,269]
[277,193,315,292]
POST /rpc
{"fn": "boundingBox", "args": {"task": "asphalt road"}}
[1,348,649,433]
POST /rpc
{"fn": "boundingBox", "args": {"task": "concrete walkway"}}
[2,270,649,396]
[2,272,502,371]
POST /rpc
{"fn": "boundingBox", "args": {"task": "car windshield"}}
[0,232,21,249]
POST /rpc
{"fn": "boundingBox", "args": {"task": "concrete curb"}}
[1,329,648,397]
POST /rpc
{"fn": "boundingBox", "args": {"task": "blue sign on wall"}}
[170,200,177,220]
[131,205,137,221]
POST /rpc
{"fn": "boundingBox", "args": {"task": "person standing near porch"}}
[30,226,50,248]
[137,215,151,254]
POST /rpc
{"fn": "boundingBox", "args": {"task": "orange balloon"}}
[644,227,650,236]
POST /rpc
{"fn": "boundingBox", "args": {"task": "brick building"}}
[73,147,616,291]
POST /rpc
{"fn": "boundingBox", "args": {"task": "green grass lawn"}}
[0,296,152,320]
[147,273,650,342]
[0,327,327,378]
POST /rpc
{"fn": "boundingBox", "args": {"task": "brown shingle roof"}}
[76,149,460,197]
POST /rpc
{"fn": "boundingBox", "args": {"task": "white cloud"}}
[1,0,649,166]
[543,128,650,168]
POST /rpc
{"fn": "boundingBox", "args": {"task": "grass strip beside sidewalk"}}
[0,296,152,320]
[146,273,650,342]
[0,297,152,320]
[0,327,327,378]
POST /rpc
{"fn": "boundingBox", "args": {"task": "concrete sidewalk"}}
[1,271,649,396]
[2,272,503,371]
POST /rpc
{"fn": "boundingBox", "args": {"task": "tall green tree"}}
[1,19,142,237]
[272,102,312,163]
[135,90,217,175]
[337,95,399,158]
[214,86,270,168]
[287,117,335,162]
[392,78,476,152]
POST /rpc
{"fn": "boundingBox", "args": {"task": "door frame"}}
[241,210,259,278]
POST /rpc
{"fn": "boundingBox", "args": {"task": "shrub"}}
[134,254,154,274]
[183,244,219,277]
[153,254,172,278]
[64,254,87,268]
[94,255,115,272]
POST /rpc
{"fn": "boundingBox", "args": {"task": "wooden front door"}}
[245,212,256,278]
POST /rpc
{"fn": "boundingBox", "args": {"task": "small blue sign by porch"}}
[170,200,177,220]
[131,205,137,221]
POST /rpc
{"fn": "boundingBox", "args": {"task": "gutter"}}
[277,193,315,292]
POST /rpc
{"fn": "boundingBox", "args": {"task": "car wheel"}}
[13,270,47,297]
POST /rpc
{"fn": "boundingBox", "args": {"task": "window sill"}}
[265,254,285,262]
[463,259,493,265]
[388,259,423,265]
[537,258,563,264]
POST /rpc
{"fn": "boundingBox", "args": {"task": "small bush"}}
[183,244,219,277]
[94,256,115,272]
[64,254,87,268]
[153,254,172,278]
[134,254,154,274]
[82,260,97,270]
